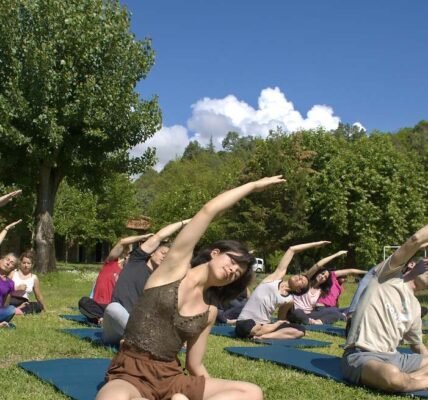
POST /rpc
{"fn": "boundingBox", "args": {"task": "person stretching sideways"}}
[342,224,428,393]
[235,240,331,340]
[102,218,190,345]
[96,175,285,400]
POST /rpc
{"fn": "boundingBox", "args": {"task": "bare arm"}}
[250,320,288,337]
[185,307,217,377]
[140,219,191,255]
[335,268,367,278]
[378,225,428,279]
[410,343,428,356]
[33,276,46,311]
[305,250,348,279]
[277,301,294,321]
[0,190,21,207]
[149,176,286,286]
[107,233,154,261]
[265,241,331,282]
[0,219,23,246]
[3,294,11,307]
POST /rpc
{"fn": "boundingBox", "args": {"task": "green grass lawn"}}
[0,267,426,400]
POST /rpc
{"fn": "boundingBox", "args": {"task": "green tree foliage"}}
[0,0,161,271]
[54,180,98,262]
[222,131,257,153]
[95,173,140,244]
[136,151,246,248]
[306,132,427,267]
[134,123,427,270]
[392,120,428,169]
[54,174,140,261]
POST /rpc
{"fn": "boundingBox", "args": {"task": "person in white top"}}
[10,250,46,313]
[236,240,331,339]
[342,224,428,393]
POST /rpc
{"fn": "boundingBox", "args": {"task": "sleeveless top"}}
[237,280,292,324]
[124,279,209,361]
[11,271,36,299]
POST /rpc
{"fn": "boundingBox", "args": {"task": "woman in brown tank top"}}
[96,176,285,400]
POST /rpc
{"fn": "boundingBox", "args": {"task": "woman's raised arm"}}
[152,176,286,282]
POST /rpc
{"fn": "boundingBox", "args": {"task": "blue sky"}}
[122,0,428,169]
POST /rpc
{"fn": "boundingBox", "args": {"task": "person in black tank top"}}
[97,176,285,400]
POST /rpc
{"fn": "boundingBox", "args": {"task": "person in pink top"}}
[317,267,366,308]
[288,250,365,325]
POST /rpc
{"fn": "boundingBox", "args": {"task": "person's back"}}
[92,259,122,305]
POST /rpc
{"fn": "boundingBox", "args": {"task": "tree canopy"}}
[0,0,161,271]
[135,124,427,270]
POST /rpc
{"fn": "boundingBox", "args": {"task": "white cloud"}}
[187,87,341,148]
[353,122,366,131]
[131,87,350,170]
[130,125,189,171]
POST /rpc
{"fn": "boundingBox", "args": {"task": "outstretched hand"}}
[336,250,348,257]
[4,219,23,231]
[253,175,286,192]
[0,190,22,207]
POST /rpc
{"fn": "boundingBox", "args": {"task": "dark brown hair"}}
[191,240,255,304]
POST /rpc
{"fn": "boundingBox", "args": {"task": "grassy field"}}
[0,264,426,400]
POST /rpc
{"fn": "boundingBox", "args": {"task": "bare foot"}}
[308,318,323,325]
[0,321,10,328]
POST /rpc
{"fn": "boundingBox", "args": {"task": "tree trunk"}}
[34,165,62,273]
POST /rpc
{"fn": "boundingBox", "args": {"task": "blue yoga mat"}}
[210,325,332,348]
[304,324,346,337]
[60,328,118,351]
[59,314,98,327]
[19,358,110,400]
[226,346,428,398]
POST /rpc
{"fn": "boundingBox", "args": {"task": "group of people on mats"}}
[0,190,46,329]
[76,176,428,399]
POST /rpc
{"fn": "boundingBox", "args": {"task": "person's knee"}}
[245,383,263,400]
[293,329,305,338]
[362,362,408,392]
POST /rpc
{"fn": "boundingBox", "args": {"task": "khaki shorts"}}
[342,347,423,384]
[105,344,205,400]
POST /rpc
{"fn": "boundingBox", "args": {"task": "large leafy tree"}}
[0,0,161,271]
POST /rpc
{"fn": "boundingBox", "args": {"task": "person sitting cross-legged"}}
[288,251,366,325]
[102,218,190,345]
[235,240,331,340]
[342,224,428,393]
[78,233,153,325]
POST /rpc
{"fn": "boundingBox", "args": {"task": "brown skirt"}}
[105,343,205,400]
